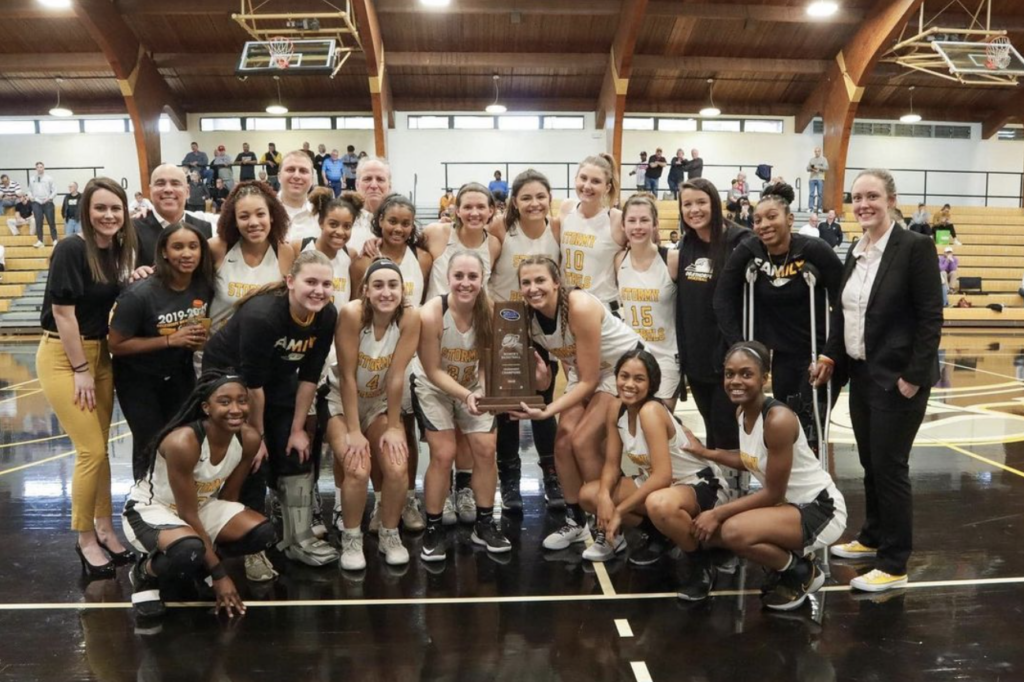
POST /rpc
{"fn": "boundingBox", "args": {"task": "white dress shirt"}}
[281,194,318,242]
[841,222,895,360]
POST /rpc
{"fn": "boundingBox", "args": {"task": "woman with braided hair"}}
[123,371,274,621]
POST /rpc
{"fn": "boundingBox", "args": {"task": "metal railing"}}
[0,166,107,202]
[846,167,1024,207]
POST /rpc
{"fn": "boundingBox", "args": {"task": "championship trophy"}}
[478,300,546,413]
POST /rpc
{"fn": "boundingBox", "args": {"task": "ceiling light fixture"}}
[806,1,839,18]
[266,75,288,115]
[49,78,73,117]
[419,0,451,6]
[37,0,72,8]
[900,86,922,123]
[699,79,721,117]
[485,74,507,114]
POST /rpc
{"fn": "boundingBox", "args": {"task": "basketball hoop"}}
[268,36,295,69]
[986,36,1012,70]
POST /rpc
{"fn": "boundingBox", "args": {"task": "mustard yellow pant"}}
[36,336,115,532]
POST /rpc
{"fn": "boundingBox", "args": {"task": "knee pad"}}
[218,520,276,558]
[151,536,205,579]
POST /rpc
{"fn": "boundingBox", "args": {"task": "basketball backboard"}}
[237,39,338,76]
[932,40,1024,76]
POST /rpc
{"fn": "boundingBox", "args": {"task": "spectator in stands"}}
[807,146,828,213]
[186,170,210,213]
[322,149,344,197]
[938,246,959,307]
[8,191,33,237]
[668,229,679,248]
[439,188,454,216]
[668,149,687,199]
[30,161,58,248]
[798,212,820,238]
[726,179,744,213]
[734,172,749,199]
[182,142,212,185]
[210,178,229,213]
[735,197,754,229]
[301,141,315,164]
[909,202,930,230]
[313,143,328,187]
[820,209,844,248]
[0,242,5,279]
[0,174,19,209]
[629,151,649,193]
[134,164,212,268]
[129,192,153,220]
[258,170,269,184]
[211,145,235,191]
[1018,272,1024,299]
[684,148,703,179]
[646,147,667,195]
[62,182,82,237]
[236,142,258,182]
[341,145,360,191]
[489,170,509,202]
[261,143,282,191]
[933,204,960,244]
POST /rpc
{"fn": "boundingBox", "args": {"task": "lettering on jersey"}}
[740,450,761,475]
[755,257,806,287]
[227,281,261,299]
[441,347,478,363]
[562,232,597,248]
[156,301,210,336]
[405,281,415,297]
[683,257,713,284]
[620,288,660,303]
[195,478,224,498]
[626,450,651,470]
[508,290,524,302]
[548,344,577,362]
[562,271,593,289]
[274,334,317,361]
[637,328,667,343]
[333,277,348,301]
[358,352,393,373]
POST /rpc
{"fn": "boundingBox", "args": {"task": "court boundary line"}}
[1,574,1022,611]
[0,432,131,477]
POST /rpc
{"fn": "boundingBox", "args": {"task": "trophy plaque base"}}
[478,395,546,414]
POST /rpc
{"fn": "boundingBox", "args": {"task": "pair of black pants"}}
[687,376,738,451]
[771,351,841,449]
[115,365,196,481]
[31,201,56,241]
[847,361,928,575]
[238,401,315,512]
[496,361,558,483]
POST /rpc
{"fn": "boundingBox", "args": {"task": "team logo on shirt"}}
[684,258,713,283]
[274,334,317,360]
[625,449,651,469]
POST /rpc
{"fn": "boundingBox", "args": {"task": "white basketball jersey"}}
[210,241,280,330]
[302,239,351,306]
[355,321,400,400]
[396,245,426,307]
[426,227,492,301]
[529,290,640,376]
[418,297,481,390]
[560,203,620,306]
[617,248,677,362]
[618,403,726,487]
[489,221,560,303]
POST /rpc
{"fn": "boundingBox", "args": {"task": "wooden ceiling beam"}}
[980,90,1024,138]
[598,0,649,159]
[350,0,392,156]
[646,1,863,23]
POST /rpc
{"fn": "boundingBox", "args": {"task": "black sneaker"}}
[677,553,716,602]
[420,525,448,563]
[471,522,512,554]
[130,557,165,620]
[761,567,811,611]
[500,480,523,514]
[628,531,668,566]
[543,475,565,510]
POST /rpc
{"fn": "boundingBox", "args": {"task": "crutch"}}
[802,262,833,576]
[742,260,758,341]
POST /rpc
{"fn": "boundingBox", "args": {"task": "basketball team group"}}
[38,149,943,622]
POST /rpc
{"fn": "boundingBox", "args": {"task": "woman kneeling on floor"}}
[578,349,728,601]
[123,371,274,620]
[681,341,847,611]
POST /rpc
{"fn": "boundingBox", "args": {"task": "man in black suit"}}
[813,171,943,592]
[134,164,213,268]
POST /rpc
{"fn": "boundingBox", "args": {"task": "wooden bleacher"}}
[0,207,54,337]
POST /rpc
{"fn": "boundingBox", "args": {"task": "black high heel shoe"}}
[75,543,117,580]
[97,537,137,566]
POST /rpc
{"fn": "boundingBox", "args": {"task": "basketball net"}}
[986,36,1012,70]
[268,36,294,70]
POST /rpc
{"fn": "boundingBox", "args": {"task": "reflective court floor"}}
[1,332,1024,681]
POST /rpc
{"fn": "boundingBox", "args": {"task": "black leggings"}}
[771,351,841,448]
[115,364,196,481]
[687,376,739,451]
[496,360,558,482]
[238,401,315,512]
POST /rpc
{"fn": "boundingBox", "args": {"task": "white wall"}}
[1,113,1022,209]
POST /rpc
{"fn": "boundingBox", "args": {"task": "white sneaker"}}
[456,487,477,524]
[339,530,366,571]
[402,494,426,531]
[33,240,44,248]
[244,551,278,582]
[368,499,381,533]
[582,531,627,561]
[442,495,458,526]
[378,528,410,565]
[543,518,590,550]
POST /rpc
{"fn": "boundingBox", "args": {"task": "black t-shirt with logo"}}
[236,151,258,181]
[40,236,123,337]
[202,292,337,406]
[646,154,667,179]
[109,276,213,379]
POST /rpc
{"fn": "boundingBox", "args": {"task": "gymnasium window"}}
[83,119,128,134]
[245,117,287,131]
[292,117,333,130]
[338,116,375,129]
[39,120,81,134]
[742,119,784,134]
[453,116,495,130]
[542,116,585,130]
[0,120,37,135]
[997,127,1024,140]
[623,117,655,130]
[701,119,742,133]
[657,118,697,132]
[128,116,172,133]
[498,116,540,130]
[201,117,243,132]
[408,115,450,129]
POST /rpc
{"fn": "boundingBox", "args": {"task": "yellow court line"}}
[931,380,1022,395]
[582,534,617,596]
[939,360,1024,383]
[0,377,40,390]
[2,575,1023,611]
[0,388,42,404]
[0,420,127,451]
[0,432,131,477]
[934,439,1024,480]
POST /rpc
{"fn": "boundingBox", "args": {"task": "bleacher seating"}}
[0,208,54,335]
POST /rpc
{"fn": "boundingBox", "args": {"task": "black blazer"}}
[823,224,943,390]
[133,212,213,268]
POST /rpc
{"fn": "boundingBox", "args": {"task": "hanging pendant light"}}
[266,75,288,115]
[485,74,507,114]
[900,86,922,123]
[699,78,721,117]
[806,1,839,17]
[49,78,73,117]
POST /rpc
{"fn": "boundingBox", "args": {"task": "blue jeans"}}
[65,218,81,236]
[32,201,57,241]
[329,180,342,197]
[808,179,823,211]
[1,199,15,210]
[644,177,659,194]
